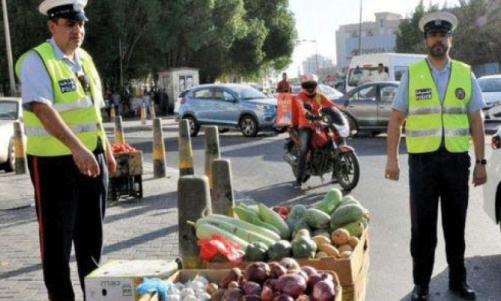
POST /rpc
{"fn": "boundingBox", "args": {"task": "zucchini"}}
[234,205,281,235]
[200,214,281,241]
[257,203,291,240]
[196,218,276,247]
[195,222,249,250]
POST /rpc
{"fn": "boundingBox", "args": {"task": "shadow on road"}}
[398,254,501,301]
[243,181,326,207]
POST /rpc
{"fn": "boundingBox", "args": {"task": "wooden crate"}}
[167,269,343,301]
[113,151,143,177]
[341,247,369,301]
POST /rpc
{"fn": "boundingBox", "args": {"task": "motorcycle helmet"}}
[301,73,319,97]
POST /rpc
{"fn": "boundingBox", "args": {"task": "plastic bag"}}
[136,278,174,301]
[198,235,244,266]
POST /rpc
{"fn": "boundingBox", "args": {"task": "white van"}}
[346,53,426,92]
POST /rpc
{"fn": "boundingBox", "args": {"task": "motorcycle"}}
[283,104,360,191]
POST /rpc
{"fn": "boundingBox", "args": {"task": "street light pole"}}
[2,0,16,96]
[358,0,363,56]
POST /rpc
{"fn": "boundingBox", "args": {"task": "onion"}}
[301,266,318,277]
[280,258,300,271]
[276,274,307,298]
[242,281,262,296]
[269,261,287,278]
[312,280,336,301]
[245,262,270,284]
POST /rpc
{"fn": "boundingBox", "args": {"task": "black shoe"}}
[449,281,476,300]
[292,181,302,189]
[411,285,428,301]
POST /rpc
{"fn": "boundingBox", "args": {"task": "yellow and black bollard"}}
[110,105,116,121]
[140,103,147,125]
[114,116,126,144]
[13,121,26,174]
[149,104,156,120]
[178,119,194,176]
[204,126,220,189]
[152,118,166,178]
[211,159,235,216]
[178,175,212,269]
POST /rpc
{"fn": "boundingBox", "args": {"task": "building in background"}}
[336,12,402,69]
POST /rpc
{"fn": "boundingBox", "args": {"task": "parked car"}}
[334,81,399,135]
[291,84,343,102]
[0,97,22,172]
[478,75,501,120]
[178,84,277,137]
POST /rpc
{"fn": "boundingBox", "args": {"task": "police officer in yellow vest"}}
[15,1,116,300]
[385,11,486,301]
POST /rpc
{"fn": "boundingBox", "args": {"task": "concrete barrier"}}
[178,176,212,269]
[150,104,156,120]
[152,118,167,178]
[140,104,147,125]
[114,116,126,144]
[211,159,234,216]
[178,119,194,176]
[13,121,26,174]
[204,126,220,188]
[110,106,116,120]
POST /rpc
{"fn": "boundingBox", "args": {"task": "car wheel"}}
[239,115,258,137]
[183,116,200,137]
[5,139,15,172]
[344,113,359,136]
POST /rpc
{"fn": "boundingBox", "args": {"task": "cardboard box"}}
[85,260,178,301]
[207,228,369,287]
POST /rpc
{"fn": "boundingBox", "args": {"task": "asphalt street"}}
[117,122,501,301]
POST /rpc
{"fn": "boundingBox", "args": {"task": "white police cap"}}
[39,0,88,21]
[418,11,458,33]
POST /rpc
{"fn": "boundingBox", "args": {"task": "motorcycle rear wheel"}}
[334,151,360,191]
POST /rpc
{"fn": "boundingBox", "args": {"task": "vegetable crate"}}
[206,228,369,301]
[109,151,143,202]
[166,269,342,301]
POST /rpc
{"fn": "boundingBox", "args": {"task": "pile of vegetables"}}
[194,188,369,262]
[208,258,339,301]
[112,143,139,154]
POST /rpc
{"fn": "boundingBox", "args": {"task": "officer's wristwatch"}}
[476,159,487,165]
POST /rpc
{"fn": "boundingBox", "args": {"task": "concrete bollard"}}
[211,159,235,216]
[13,121,26,174]
[110,106,116,121]
[149,104,156,120]
[140,103,147,125]
[114,116,126,144]
[152,118,167,178]
[178,175,212,269]
[204,126,220,188]
[178,119,194,176]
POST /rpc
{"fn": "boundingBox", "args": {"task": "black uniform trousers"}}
[296,128,312,184]
[408,148,470,286]
[27,148,108,301]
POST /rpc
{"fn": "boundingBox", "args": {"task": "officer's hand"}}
[105,147,117,176]
[385,158,400,181]
[473,164,487,187]
[73,146,100,177]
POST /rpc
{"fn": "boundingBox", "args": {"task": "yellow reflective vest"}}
[406,59,472,153]
[16,42,105,157]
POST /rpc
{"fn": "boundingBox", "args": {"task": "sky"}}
[286,0,461,76]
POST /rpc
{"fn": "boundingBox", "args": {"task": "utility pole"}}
[358,0,363,56]
[119,38,124,92]
[2,0,16,96]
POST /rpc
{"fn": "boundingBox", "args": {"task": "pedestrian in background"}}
[15,0,116,300]
[385,11,485,301]
[277,72,292,93]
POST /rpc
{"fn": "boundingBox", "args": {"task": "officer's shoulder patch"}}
[415,88,432,101]
[58,79,77,93]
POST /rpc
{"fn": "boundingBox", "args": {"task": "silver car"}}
[0,98,22,172]
[334,81,399,135]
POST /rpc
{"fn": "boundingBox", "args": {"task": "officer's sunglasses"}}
[76,74,91,93]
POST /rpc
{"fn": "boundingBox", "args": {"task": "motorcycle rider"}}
[292,73,336,188]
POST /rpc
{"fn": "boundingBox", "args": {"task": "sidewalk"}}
[0,161,180,301]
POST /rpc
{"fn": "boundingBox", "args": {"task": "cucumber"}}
[196,218,276,247]
[200,214,281,241]
[257,203,291,240]
[234,205,281,235]
[195,223,249,250]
